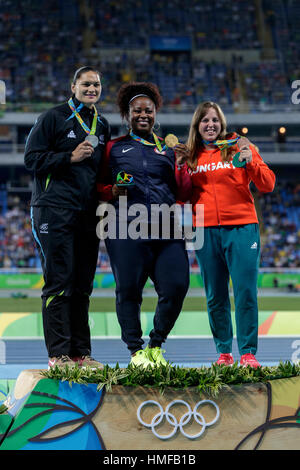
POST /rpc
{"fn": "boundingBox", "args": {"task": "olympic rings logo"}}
[137,399,220,440]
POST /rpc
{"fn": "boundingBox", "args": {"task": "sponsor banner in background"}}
[0,272,299,289]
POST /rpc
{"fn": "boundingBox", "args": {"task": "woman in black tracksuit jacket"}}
[24,66,110,369]
[97,82,191,368]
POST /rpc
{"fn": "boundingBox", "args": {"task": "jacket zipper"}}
[141,146,151,208]
[209,156,221,225]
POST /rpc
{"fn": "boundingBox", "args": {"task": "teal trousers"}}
[194,224,260,356]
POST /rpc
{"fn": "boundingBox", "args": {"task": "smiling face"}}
[71,70,102,108]
[128,96,156,137]
[198,107,222,143]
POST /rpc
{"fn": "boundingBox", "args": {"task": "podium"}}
[1,369,299,450]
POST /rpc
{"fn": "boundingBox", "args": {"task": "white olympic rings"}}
[137,399,220,440]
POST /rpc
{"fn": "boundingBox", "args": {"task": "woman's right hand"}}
[71,141,94,163]
[174,143,190,165]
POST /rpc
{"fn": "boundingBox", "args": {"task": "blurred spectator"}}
[0,178,299,269]
[257,180,300,268]
[4,0,300,113]
[0,196,40,268]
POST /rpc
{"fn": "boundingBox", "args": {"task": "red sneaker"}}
[215,353,234,366]
[240,353,261,368]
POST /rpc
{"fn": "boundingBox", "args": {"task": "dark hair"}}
[117,82,163,119]
[72,66,101,84]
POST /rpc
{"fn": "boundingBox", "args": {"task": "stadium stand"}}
[0,194,38,268]
[0,0,298,112]
[258,179,300,268]
[0,180,299,270]
[0,0,299,271]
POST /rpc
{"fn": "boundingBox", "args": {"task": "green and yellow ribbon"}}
[129,130,167,153]
[203,136,240,150]
[67,98,98,136]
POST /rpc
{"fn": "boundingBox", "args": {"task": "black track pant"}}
[105,237,190,354]
[31,206,99,357]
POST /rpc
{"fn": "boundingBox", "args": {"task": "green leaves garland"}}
[41,361,300,397]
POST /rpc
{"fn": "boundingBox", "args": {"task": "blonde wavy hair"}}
[186,101,237,169]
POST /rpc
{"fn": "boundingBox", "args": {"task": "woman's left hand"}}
[239,146,252,164]
[237,136,252,164]
[174,143,190,165]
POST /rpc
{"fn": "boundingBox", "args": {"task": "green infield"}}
[0,294,299,312]
[1,309,300,337]
[1,292,300,337]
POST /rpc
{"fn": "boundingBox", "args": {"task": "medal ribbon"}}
[67,98,98,135]
[203,136,240,150]
[129,130,166,152]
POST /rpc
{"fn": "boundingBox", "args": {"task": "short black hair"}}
[72,66,101,84]
[117,82,163,119]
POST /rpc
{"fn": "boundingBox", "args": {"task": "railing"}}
[1,101,300,114]
[1,142,300,156]
[0,267,299,275]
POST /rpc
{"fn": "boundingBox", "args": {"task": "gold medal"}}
[165,134,179,148]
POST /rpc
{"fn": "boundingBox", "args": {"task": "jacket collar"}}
[71,96,95,115]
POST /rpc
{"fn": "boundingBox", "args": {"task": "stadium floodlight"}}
[237,127,248,136]
[277,126,287,144]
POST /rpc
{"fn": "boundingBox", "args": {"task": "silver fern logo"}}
[39,223,48,234]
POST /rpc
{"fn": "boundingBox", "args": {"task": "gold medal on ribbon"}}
[165,134,179,148]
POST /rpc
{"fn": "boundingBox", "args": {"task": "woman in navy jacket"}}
[98,82,191,368]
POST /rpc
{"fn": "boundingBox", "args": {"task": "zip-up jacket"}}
[97,134,192,213]
[184,143,275,227]
[24,97,111,211]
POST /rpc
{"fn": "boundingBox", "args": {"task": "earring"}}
[153,121,160,131]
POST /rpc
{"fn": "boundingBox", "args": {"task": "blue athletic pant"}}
[194,224,260,356]
[105,238,190,354]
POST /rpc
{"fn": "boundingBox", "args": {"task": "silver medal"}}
[85,134,99,148]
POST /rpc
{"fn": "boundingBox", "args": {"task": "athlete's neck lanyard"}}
[67,98,98,135]
[203,136,240,150]
[129,130,166,152]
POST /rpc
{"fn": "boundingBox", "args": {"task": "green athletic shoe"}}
[130,349,154,369]
[145,346,168,366]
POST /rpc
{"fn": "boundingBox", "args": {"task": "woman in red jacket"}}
[185,101,275,367]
